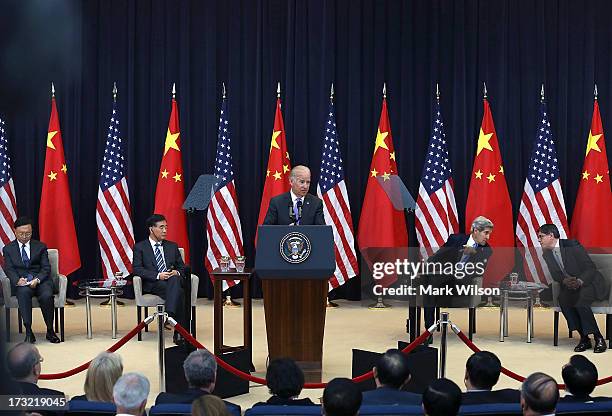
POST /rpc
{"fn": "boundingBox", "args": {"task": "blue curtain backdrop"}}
[1,0,611,299]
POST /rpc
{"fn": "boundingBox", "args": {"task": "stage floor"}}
[6,298,612,409]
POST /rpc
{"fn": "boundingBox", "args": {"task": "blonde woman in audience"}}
[71,352,123,402]
[192,395,231,416]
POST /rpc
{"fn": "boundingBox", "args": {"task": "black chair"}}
[67,400,116,416]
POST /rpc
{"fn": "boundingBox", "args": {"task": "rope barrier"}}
[39,320,148,380]
[173,323,432,389]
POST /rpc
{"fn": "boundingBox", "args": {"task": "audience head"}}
[464,351,501,391]
[84,352,123,402]
[184,349,217,392]
[266,358,305,399]
[521,372,559,416]
[13,216,33,244]
[322,378,362,416]
[6,343,42,383]
[192,395,230,416]
[373,349,411,390]
[422,378,462,416]
[112,372,149,416]
[562,355,598,399]
[146,213,167,241]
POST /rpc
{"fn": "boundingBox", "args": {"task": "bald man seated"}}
[7,342,64,396]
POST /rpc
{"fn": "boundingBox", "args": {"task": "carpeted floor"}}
[5,298,611,410]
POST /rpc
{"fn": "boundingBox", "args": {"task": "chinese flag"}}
[570,99,612,250]
[465,98,514,286]
[154,94,190,262]
[39,96,81,276]
[256,98,292,229]
[357,98,408,287]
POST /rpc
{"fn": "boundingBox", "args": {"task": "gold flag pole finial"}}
[483,82,487,99]
[330,83,334,101]
[172,83,176,99]
[222,82,226,99]
[51,82,55,98]
[594,84,598,100]
[383,82,387,99]
[113,82,117,102]
[277,82,281,98]
[436,83,440,100]
[541,83,545,102]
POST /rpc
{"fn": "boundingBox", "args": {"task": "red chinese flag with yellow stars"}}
[465,98,514,286]
[570,99,612,250]
[154,95,190,261]
[39,96,81,275]
[256,98,292,228]
[357,98,408,287]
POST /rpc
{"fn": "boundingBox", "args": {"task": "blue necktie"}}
[459,242,478,263]
[21,244,30,268]
[294,198,303,225]
[155,243,166,273]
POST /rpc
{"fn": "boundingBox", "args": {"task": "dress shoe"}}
[574,338,592,352]
[594,337,607,353]
[326,300,339,308]
[46,331,61,344]
[24,332,36,344]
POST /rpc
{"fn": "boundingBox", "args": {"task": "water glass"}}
[220,256,230,272]
[235,256,246,273]
[510,272,519,287]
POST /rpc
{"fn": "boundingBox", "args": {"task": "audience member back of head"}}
[362,349,421,405]
[323,378,362,416]
[192,395,231,416]
[521,372,559,416]
[113,372,150,416]
[422,378,461,416]
[253,358,315,406]
[462,350,520,405]
[561,355,600,403]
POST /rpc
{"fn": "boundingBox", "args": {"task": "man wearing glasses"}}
[7,342,64,396]
[2,216,60,344]
[538,223,608,353]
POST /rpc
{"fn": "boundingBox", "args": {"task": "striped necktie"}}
[154,243,166,272]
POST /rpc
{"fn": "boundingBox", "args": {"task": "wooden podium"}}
[256,225,335,381]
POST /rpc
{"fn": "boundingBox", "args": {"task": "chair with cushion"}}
[245,406,323,416]
[67,399,116,416]
[552,253,612,347]
[151,403,240,416]
[1,248,67,342]
[133,247,199,340]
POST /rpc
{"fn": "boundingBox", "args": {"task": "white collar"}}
[149,237,163,248]
[466,235,477,247]
[290,190,304,205]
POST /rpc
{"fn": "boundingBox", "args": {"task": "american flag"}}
[96,98,135,282]
[0,117,17,264]
[205,96,244,290]
[516,101,568,284]
[316,100,358,289]
[415,99,459,258]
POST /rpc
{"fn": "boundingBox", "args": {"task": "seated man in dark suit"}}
[461,351,520,405]
[362,349,421,405]
[263,165,325,226]
[253,358,315,406]
[521,372,559,416]
[7,342,64,396]
[133,214,186,345]
[423,216,494,330]
[2,216,59,343]
[538,223,609,353]
[422,378,462,416]
[322,378,362,416]
[561,355,602,402]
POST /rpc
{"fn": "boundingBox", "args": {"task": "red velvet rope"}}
[173,323,432,389]
[454,328,612,389]
[39,320,147,380]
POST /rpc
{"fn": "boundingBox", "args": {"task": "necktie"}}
[459,242,478,263]
[553,249,567,276]
[21,244,30,268]
[294,198,303,225]
[155,243,166,273]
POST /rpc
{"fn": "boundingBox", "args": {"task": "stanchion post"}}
[439,311,449,378]
[157,304,166,392]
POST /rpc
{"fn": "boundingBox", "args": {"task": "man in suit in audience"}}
[322,378,362,416]
[263,165,325,226]
[561,355,603,403]
[538,223,609,353]
[422,378,462,416]
[362,349,422,405]
[521,372,559,416]
[462,351,521,405]
[7,342,64,396]
[2,216,60,344]
[113,373,149,416]
[133,214,186,345]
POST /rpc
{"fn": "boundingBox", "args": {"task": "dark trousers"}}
[146,276,186,327]
[559,285,600,337]
[14,280,54,332]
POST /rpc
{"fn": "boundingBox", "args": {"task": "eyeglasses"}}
[16,232,32,238]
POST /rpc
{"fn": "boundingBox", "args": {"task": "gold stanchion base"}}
[223,298,241,307]
[326,300,339,308]
[368,298,391,309]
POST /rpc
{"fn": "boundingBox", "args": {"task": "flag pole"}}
[172,82,176,99]
[113,82,117,102]
[277,82,281,98]
[383,82,387,99]
[594,84,598,100]
[483,82,487,99]
[330,83,334,102]
[541,83,545,103]
[436,83,440,101]
[222,82,226,99]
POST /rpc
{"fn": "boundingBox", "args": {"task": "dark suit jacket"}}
[263,192,325,226]
[17,381,64,396]
[155,388,240,412]
[3,239,51,287]
[252,396,316,407]
[461,388,521,405]
[560,394,605,403]
[542,239,609,301]
[132,239,185,292]
[361,387,422,405]
[425,233,493,279]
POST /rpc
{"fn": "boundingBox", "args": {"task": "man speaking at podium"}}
[263,165,325,226]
